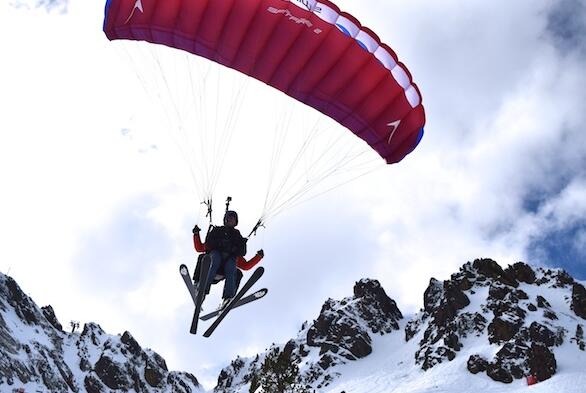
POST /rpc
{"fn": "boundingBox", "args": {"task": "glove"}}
[257,249,264,258]
[192,225,200,234]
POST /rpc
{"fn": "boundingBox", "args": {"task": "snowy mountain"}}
[0,272,201,393]
[213,259,586,393]
[214,278,403,393]
[2,259,585,393]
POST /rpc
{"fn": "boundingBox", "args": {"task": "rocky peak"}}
[215,260,586,391]
[505,262,536,284]
[0,272,201,393]
[406,270,475,370]
[1,275,48,329]
[472,258,519,288]
[406,259,584,384]
[42,305,63,331]
[215,278,403,392]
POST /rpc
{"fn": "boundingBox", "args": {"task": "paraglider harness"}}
[193,196,244,284]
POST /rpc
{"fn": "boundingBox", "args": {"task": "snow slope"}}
[214,259,586,393]
[2,258,585,393]
[325,319,586,393]
[0,272,202,393]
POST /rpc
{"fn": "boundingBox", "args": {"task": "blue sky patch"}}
[528,221,586,280]
[521,175,573,215]
[546,0,586,56]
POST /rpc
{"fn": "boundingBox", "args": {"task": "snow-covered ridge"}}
[405,259,586,383]
[0,272,201,393]
[214,259,586,393]
[214,278,403,392]
[2,259,585,393]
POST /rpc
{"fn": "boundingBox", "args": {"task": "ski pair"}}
[179,260,265,336]
[180,263,267,321]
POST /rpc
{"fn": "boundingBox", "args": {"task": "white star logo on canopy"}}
[125,0,144,24]
[386,120,401,144]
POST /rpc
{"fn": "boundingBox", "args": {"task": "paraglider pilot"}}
[192,211,263,310]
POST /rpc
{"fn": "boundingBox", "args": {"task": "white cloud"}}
[1,0,585,389]
[337,0,586,310]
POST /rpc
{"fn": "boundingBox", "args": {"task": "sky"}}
[1,0,585,389]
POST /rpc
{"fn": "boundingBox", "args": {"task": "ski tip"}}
[180,264,189,276]
[255,289,268,298]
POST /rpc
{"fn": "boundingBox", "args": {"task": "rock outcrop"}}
[214,278,403,392]
[3,257,584,392]
[0,273,201,393]
[406,259,582,384]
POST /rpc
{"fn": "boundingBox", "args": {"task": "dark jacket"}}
[205,226,247,258]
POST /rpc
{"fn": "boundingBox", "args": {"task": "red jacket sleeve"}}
[193,233,206,253]
[236,254,263,271]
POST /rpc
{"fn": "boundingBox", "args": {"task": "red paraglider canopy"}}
[103,0,425,164]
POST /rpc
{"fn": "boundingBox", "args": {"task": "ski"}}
[203,266,265,338]
[190,255,211,334]
[200,288,268,321]
[179,264,198,305]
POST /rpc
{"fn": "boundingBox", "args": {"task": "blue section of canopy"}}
[103,0,113,31]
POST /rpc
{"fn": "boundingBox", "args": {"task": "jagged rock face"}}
[572,283,586,320]
[308,278,402,362]
[0,275,68,391]
[472,258,518,288]
[570,324,585,350]
[535,269,575,288]
[423,278,443,313]
[94,354,134,390]
[505,262,536,284]
[486,282,527,344]
[1,276,46,327]
[528,343,557,382]
[406,259,581,384]
[305,278,402,365]
[0,272,200,393]
[407,265,482,370]
[467,354,488,374]
[213,259,585,392]
[354,279,403,333]
[307,298,372,360]
[215,278,403,393]
[42,305,63,331]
